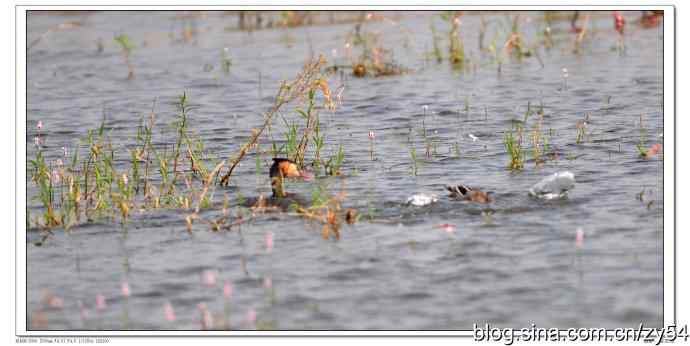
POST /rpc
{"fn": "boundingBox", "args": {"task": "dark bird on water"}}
[244,158,313,211]
[446,184,492,204]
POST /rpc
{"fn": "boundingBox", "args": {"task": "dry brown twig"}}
[219,55,329,186]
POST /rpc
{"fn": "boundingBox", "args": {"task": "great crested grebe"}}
[446,184,492,204]
[245,158,312,211]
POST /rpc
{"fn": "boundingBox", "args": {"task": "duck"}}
[446,184,492,204]
[244,158,312,211]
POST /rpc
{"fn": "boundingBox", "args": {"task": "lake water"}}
[25,10,664,330]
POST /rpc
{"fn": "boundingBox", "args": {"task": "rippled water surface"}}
[26,11,664,330]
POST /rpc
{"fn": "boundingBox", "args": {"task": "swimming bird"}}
[446,185,492,204]
[245,158,312,211]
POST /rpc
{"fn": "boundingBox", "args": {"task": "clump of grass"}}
[445,12,465,68]
[504,124,525,171]
[28,92,226,232]
[574,112,591,145]
[343,19,407,78]
[29,149,62,228]
[324,145,345,176]
[504,102,541,170]
[503,15,531,61]
[114,34,135,79]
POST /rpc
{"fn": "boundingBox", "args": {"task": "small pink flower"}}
[575,228,584,248]
[368,131,376,140]
[223,280,233,301]
[245,308,257,329]
[34,136,41,147]
[121,281,131,298]
[263,276,272,290]
[202,270,217,287]
[434,223,457,234]
[62,146,68,158]
[96,294,107,311]
[164,301,176,322]
[48,296,64,309]
[265,232,274,253]
[37,121,43,130]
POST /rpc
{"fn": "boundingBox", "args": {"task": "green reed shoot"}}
[636,114,648,156]
[114,34,135,79]
[504,124,525,170]
[409,145,418,176]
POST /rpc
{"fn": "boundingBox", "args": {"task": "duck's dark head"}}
[270,158,313,198]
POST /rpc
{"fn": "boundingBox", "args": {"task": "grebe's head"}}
[270,158,313,198]
[270,158,312,180]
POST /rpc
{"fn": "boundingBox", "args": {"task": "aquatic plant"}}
[368,131,376,160]
[504,124,525,170]
[113,34,135,79]
[342,17,407,78]
[221,47,232,74]
[575,113,590,144]
[530,105,549,165]
[324,144,345,176]
[446,12,465,68]
[409,145,418,176]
